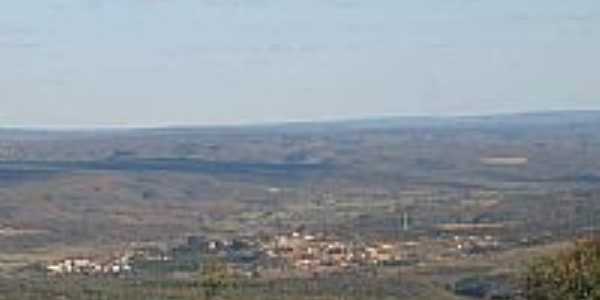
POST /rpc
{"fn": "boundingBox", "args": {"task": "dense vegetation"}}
[525,239,600,300]
[0,272,461,300]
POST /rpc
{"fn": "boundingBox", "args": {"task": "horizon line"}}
[1,108,599,132]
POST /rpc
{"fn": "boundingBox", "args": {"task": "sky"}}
[1,0,599,127]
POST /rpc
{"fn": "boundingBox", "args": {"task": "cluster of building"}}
[452,235,501,255]
[263,231,412,272]
[46,255,133,275]
[45,242,177,276]
[43,231,505,278]
[261,230,507,274]
[43,236,262,277]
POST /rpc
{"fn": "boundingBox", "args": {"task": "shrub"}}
[525,239,600,300]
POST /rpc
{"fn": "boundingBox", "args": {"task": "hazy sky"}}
[1,0,599,126]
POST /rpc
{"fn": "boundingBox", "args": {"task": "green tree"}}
[525,239,600,300]
[198,258,236,300]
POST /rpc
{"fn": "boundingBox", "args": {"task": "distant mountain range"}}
[1,110,600,136]
[147,110,600,134]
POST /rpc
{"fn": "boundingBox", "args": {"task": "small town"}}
[44,227,507,280]
[46,256,133,275]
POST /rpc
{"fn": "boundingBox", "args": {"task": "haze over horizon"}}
[1,0,599,127]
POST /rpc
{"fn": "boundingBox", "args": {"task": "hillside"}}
[0,111,599,299]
